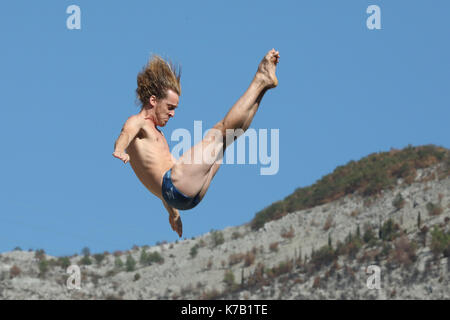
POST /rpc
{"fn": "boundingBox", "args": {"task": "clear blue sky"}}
[1,0,449,256]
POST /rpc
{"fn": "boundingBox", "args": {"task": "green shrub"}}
[337,231,363,259]
[94,253,105,265]
[106,269,117,277]
[147,251,164,264]
[269,260,294,277]
[392,193,405,211]
[211,230,225,247]
[81,247,91,257]
[311,245,336,269]
[363,226,377,245]
[57,257,71,269]
[430,226,450,258]
[139,249,148,265]
[79,246,92,265]
[347,239,362,259]
[79,255,92,266]
[380,243,392,257]
[380,219,400,241]
[232,231,242,240]
[115,256,124,269]
[426,202,443,216]
[126,254,136,272]
[35,249,45,261]
[39,259,49,277]
[47,259,58,267]
[223,270,236,289]
[138,249,164,266]
[190,245,199,258]
[417,212,422,229]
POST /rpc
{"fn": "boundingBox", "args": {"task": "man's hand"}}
[162,199,183,237]
[113,151,130,164]
[169,211,183,237]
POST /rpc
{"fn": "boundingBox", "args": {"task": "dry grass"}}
[244,252,256,267]
[269,242,279,252]
[312,276,321,289]
[9,265,21,278]
[228,253,245,266]
[351,209,360,217]
[389,236,417,267]
[323,214,334,231]
[281,226,295,239]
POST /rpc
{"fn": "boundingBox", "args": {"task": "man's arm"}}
[162,199,183,237]
[113,115,144,163]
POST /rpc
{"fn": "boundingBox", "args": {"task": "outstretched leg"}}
[171,49,280,199]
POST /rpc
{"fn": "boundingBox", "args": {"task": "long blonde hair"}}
[136,54,181,107]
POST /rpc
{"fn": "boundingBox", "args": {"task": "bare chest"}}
[129,124,170,154]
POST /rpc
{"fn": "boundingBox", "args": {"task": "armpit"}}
[136,128,145,139]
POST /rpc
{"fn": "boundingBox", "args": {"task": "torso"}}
[126,120,174,200]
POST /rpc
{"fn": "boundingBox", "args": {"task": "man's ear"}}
[149,95,158,108]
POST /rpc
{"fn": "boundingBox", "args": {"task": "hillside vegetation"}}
[1,144,449,299]
[251,144,450,230]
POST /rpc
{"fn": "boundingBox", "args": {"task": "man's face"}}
[153,89,179,127]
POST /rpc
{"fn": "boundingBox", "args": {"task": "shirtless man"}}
[113,49,280,237]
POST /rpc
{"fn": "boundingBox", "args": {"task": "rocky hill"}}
[1,145,449,300]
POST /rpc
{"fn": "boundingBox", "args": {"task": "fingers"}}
[177,219,183,237]
[173,224,182,237]
[170,215,183,237]
[113,152,130,163]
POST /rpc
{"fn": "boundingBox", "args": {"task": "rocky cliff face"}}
[1,164,449,300]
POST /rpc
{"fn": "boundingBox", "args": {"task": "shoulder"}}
[125,114,145,128]
[128,114,145,125]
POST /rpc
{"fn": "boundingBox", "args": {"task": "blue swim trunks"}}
[162,169,201,210]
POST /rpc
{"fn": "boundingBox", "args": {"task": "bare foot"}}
[255,48,280,89]
[169,212,183,237]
